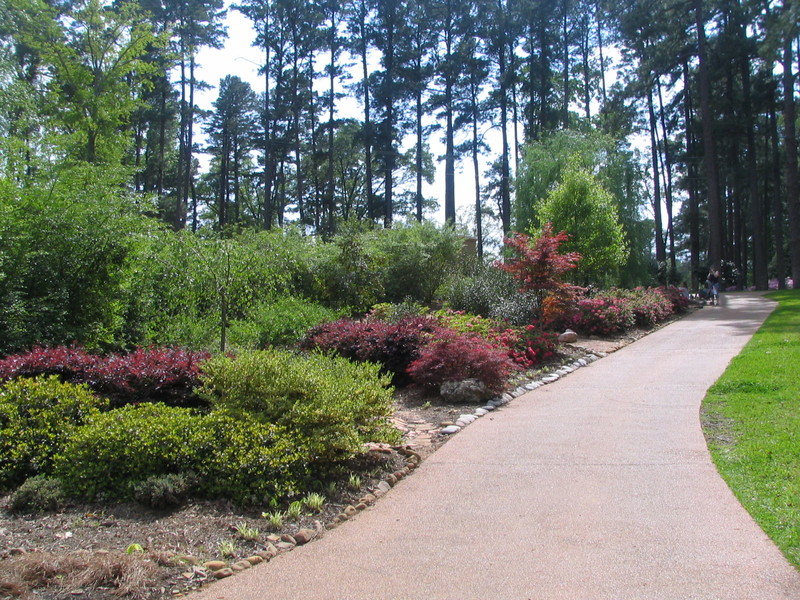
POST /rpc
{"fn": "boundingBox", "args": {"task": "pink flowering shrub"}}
[486,325,558,369]
[0,346,210,406]
[658,285,690,313]
[569,296,635,336]
[606,288,673,328]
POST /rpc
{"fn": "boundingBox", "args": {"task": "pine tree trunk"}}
[648,88,665,264]
[683,63,701,291]
[769,88,786,288]
[694,0,723,265]
[782,38,800,288]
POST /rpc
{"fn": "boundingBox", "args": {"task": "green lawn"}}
[702,290,800,567]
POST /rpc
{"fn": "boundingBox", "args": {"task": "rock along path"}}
[192,293,800,600]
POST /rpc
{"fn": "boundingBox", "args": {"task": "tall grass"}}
[702,290,800,567]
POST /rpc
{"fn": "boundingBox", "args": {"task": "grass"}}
[702,290,800,568]
[235,522,260,541]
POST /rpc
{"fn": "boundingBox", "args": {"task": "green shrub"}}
[8,475,65,513]
[57,403,308,504]
[370,221,466,304]
[433,310,503,339]
[199,350,400,463]
[442,264,536,324]
[56,403,207,500]
[0,169,154,354]
[131,473,197,509]
[228,295,343,349]
[0,376,106,490]
[199,410,310,503]
[310,227,384,313]
[367,301,429,323]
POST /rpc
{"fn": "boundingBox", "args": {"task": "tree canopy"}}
[0,0,798,291]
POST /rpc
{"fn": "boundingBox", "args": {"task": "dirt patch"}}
[0,310,697,600]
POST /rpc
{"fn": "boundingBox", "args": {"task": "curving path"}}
[192,293,800,600]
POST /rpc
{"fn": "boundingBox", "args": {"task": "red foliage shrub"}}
[540,285,584,330]
[497,225,581,293]
[300,316,442,380]
[407,330,518,393]
[0,346,100,381]
[0,346,210,406]
[497,224,581,318]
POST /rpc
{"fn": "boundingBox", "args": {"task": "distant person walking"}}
[707,265,721,306]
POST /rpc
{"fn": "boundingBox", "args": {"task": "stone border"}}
[437,352,605,436]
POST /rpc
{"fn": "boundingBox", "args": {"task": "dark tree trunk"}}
[739,37,768,289]
[782,38,800,288]
[769,86,786,288]
[657,78,676,276]
[694,0,723,265]
[648,87,666,264]
[683,62,701,290]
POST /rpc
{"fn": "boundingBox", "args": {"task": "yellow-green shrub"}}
[199,350,400,463]
[0,376,106,490]
[56,404,308,503]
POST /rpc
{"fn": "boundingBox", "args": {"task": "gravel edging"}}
[436,352,605,436]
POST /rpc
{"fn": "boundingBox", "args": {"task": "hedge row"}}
[0,349,399,504]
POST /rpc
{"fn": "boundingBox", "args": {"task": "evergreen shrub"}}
[0,376,106,490]
[199,350,400,464]
[131,473,197,509]
[8,476,65,513]
[56,403,307,503]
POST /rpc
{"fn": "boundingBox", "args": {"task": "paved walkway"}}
[193,293,800,600]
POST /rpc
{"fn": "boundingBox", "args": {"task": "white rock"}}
[558,329,578,343]
[474,408,489,416]
[440,425,461,435]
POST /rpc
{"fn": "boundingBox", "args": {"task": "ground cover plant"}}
[702,290,800,567]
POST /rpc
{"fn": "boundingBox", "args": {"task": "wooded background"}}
[1,0,799,290]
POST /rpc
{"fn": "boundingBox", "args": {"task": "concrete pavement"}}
[192,292,800,599]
